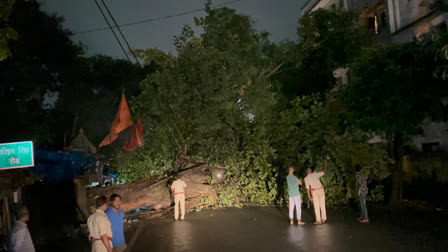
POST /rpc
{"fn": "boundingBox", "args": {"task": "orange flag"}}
[123,120,144,152]
[99,93,134,148]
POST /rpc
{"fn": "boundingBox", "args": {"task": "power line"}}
[75,0,241,35]
[99,0,142,68]
[94,0,132,61]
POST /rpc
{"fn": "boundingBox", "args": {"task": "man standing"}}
[9,206,35,252]
[171,175,187,221]
[105,194,127,252]
[304,160,328,224]
[88,196,113,252]
[356,165,369,223]
[286,166,305,225]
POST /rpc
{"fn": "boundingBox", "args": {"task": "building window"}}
[367,10,388,34]
[422,142,440,152]
[368,16,377,33]
[378,10,387,31]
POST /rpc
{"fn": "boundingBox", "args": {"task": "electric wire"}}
[93,0,132,62]
[75,0,241,35]
[99,0,142,67]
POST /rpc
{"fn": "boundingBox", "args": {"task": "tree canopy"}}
[272,7,373,100]
[113,5,392,207]
[344,43,446,138]
[0,0,147,148]
[0,0,17,61]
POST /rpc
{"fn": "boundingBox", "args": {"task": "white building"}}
[387,0,448,42]
[301,0,448,43]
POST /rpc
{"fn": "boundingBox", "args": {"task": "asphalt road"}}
[128,206,447,252]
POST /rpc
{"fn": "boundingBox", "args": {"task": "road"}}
[128,206,447,252]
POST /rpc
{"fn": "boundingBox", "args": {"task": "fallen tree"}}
[87,164,218,217]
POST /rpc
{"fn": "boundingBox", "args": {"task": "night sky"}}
[39,0,304,59]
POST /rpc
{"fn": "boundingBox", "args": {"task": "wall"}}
[346,0,381,13]
[411,121,448,151]
[303,0,383,15]
[387,0,436,33]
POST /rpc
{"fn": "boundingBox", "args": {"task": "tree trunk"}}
[390,134,403,206]
[87,164,217,214]
[174,152,181,173]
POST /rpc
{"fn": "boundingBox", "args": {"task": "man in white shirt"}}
[9,206,35,252]
[171,175,187,221]
[304,160,328,224]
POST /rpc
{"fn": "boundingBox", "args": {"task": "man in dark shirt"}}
[355,165,369,223]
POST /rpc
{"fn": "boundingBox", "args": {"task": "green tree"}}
[116,4,392,207]
[421,30,448,81]
[130,4,274,166]
[343,42,448,205]
[0,0,82,144]
[115,4,280,206]
[0,0,149,149]
[272,7,373,100]
[271,95,390,206]
[0,0,17,61]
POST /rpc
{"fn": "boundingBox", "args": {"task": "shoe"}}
[314,221,322,225]
[322,219,327,224]
[359,219,369,223]
[290,220,293,225]
[298,221,305,225]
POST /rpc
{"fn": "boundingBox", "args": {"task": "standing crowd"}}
[87,194,126,252]
[86,175,187,252]
[6,166,369,251]
[287,159,370,225]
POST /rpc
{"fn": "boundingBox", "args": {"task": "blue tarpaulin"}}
[30,150,97,182]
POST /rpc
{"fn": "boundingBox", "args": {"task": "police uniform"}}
[87,209,113,252]
[304,171,327,222]
[171,179,187,220]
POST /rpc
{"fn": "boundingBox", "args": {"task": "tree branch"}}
[265,62,285,79]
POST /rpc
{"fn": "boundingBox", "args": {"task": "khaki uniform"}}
[87,209,113,252]
[171,179,187,220]
[304,172,327,222]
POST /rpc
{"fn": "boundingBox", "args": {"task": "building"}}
[302,0,379,16]
[387,0,448,42]
[301,0,448,43]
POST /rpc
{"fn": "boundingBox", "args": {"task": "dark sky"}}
[40,0,305,59]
